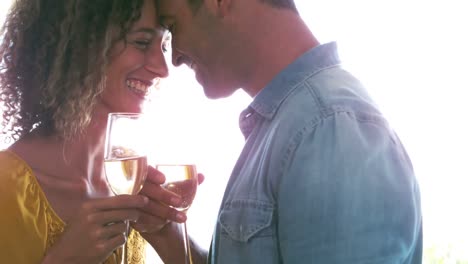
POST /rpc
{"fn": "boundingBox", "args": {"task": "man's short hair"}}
[187,0,297,14]
[187,0,203,13]
[261,0,297,12]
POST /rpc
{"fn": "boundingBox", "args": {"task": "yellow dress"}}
[0,150,146,263]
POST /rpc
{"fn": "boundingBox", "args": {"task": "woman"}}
[0,0,178,263]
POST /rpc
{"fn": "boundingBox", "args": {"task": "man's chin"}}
[203,86,236,100]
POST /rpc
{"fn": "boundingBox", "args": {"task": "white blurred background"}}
[1,0,467,263]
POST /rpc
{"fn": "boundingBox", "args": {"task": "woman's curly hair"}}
[0,0,145,143]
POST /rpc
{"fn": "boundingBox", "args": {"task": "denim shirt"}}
[209,42,422,264]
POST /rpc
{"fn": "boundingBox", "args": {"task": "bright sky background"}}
[1,0,467,262]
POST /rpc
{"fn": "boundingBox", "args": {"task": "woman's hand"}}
[42,195,148,264]
[132,166,205,234]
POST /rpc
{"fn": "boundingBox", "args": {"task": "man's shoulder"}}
[281,67,374,113]
[268,67,386,144]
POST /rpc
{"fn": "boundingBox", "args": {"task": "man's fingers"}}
[140,181,183,208]
[146,166,166,184]
[197,173,205,185]
[140,198,186,223]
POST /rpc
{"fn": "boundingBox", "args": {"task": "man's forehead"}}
[156,0,183,12]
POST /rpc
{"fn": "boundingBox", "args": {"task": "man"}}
[138,0,423,263]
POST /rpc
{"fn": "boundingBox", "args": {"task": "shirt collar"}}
[238,42,342,139]
[248,42,341,120]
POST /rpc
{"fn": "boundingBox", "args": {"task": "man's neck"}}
[239,6,319,97]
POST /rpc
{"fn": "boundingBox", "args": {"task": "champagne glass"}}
[104,113,148,264]
[156,164,198,264]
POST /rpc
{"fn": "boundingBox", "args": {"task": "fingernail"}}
[170,197,181,205]
[142,196,149,204]
[176,212,186,222]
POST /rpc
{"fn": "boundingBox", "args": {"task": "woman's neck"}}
[14,109,111,195]
[59,109,109,192]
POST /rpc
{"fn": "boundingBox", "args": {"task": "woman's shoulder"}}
[4,133,53,176]
[0,148,61,264]
[0,139,47,211]
[1,136,59,205]
[0,149,33,183]
[0,142,64,225]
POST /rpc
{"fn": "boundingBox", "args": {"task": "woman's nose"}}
[144,42,169,78]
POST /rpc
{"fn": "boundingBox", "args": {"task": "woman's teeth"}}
[126,79,149,96]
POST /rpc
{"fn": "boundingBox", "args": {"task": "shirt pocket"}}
[219,199,275,242]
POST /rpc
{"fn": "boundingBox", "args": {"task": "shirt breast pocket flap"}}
[219,199,274,243]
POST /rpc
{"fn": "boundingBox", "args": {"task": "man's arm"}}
[135,167,208,263]
[142,222,208,264]
[277,112,422,263]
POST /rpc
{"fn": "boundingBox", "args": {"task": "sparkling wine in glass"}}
[105,155,148,195]
[104,113,148,264]
[157,164,198,264]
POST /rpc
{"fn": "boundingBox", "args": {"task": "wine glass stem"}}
[182,222,192,264]
[121,220,129,264]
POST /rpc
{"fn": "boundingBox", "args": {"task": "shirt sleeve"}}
[276,111,422,263]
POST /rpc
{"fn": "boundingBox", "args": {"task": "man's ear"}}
[204,0,232,17]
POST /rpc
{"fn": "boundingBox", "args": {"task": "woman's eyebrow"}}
[128,27,157,35]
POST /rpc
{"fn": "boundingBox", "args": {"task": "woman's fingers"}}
[131,211,169,233]
[84,195,148,212]
[97,232,127,255]
[46,195,150,263]
[95,222,128,240]
[88,208,141,225]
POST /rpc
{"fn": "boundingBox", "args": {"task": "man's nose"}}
[172,47,184,67]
